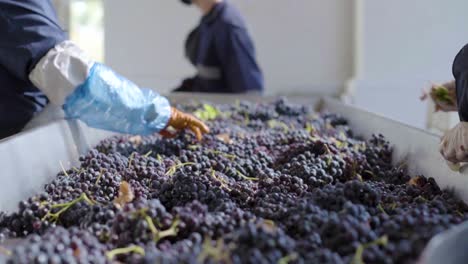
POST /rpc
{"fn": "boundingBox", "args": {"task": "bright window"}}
[70,0,104,62]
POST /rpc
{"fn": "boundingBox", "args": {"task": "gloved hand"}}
[160,107,210,141]
[440,122,468,163]
[421,81,457,112]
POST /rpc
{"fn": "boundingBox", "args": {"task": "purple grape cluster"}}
[0,98,467,264]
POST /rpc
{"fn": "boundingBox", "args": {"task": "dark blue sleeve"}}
[0,0,66,82]
[216,27,264,93]
[453,43,468,121]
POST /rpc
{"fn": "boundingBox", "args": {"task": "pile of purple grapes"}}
[0,99,467,264]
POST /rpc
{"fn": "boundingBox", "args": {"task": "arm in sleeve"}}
[30,42,171,135]
[453,44,468,121]
[216,27,264,93]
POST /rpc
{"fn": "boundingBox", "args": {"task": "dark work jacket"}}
[179,1,263,93]
[0,0,66,139]
[453,43,468,122]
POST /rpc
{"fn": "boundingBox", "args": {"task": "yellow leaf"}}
[113,181,134,208]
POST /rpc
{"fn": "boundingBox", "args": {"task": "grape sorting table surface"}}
[0,94,466,263]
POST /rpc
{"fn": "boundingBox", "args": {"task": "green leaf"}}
[333,138,347,148]
[433,86,454,103]
[194,104,220,121]
[268,120,289,133]
[305,123,315,133]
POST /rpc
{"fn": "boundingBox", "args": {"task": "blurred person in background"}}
[0,0,209,140]
[424,43,468,165]
[174,0,264,94]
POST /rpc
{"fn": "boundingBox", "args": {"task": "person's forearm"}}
[29,41,171,134]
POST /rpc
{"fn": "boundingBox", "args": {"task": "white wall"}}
[349,0,468,129]
[103,0,468,130]
[103,0,354,95]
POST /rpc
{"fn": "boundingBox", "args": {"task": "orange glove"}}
[160,107,210,141]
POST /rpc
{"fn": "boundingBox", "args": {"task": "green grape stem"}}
[351,235,389,264]
[278,253,298,264]
[106,245,145,260]
[42,193,95,223]
[197,237,232,264]
[165,162,196,176]
[138,209,180,243]
[210,169,232,191]
[95,168,105,185]
[59,161,69,177]
[207,150,237,160]
[128,152,136,169]
[236,169,259,181]
[377,204,388,215]
[155,218,180,242]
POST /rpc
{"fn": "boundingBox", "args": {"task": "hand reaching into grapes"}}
[160,107,210,141]
[440,122,468,165]
[421,80,458,112]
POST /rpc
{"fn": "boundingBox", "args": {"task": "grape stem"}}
[157,154,163,162]
[42,193,95,223]
[72,167,84,174]
[236,169,259,181]
[137,209,180,242]
[261,219,276,232]
[277,252,298,264]
[206,149,237,160]
[106,245,145,260]
[197,237,233,264]
[143,150,153,157]
[210,169,232,191]
[128,152,136,169]
[165,162,197,176]
[59,161,69,177]
[377,204,388,215]
[243,112,250,126]
[188,145,201,150]
[351,235,388,264]
[156,218,180,242]
[363,170,375,178]
[95,168,105,185]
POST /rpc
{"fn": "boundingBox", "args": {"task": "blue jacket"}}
[0,0,66,138]
[453,43,468,122]
[179,1,263,93]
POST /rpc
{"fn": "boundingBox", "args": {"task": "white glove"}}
[440,122,468,163]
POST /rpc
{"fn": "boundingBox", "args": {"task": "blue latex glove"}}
[63,63,171,135]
